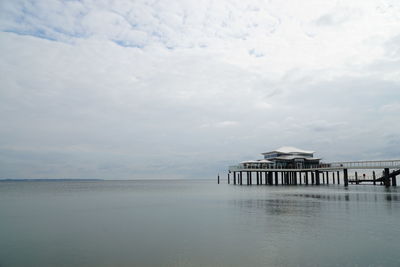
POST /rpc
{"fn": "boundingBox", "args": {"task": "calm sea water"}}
[1,180,400,267]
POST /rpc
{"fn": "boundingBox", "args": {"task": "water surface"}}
[1,180,399,266]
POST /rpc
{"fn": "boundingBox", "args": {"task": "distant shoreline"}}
[0,179,104,182]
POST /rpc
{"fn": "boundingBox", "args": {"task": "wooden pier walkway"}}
[227,160,400,187]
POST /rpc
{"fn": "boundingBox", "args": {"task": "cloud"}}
[380,102,400,112]
[1,0,400,179]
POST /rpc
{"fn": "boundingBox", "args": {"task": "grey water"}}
[1,180,400,267]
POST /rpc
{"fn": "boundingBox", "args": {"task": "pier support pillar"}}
[233,172,236,185]
[326,172,329,185]
[392,173,397,187]
[337,171,340,184]
[316,171,320,185]
[372,171,376,185]
[240,172,243,185]
[332,172,335,184]
[311,172,315,185]
[305,172,309,185]
[384,168,390,187]
[274,172,278,185]
[344,169,348,187]
[228,173,230,184]
[355,171,358,185]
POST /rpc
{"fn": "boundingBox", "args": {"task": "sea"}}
[0,179,399,267]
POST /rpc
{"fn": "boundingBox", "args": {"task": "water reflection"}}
[231,186,400,219]
[232,198,321,216]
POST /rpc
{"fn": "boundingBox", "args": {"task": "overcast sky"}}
[1,0,400,179]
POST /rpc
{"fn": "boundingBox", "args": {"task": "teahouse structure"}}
[227,146,400,187]
[239,146,321,169]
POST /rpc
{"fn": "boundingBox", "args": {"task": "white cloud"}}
[380,102,400,112]
[0,0,400,179]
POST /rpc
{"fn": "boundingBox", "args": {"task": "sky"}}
[0,0,400,179]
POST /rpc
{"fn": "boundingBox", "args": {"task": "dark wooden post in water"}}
[311,172,315,185]
[332,172,335,184]
[240,172,243,185]
[274,172,278,186]
[249,172,252,185]
[326,172,329,185]
[337,171,340,184]
[315,171,320,185]
[373,171,376,185]
[384,168,390,187]
[392,171,397,186]
[233,172,236,185]
[355,171,358,184]
[305,172,309,185]
[344,169,348,187]
[217,174,220,184]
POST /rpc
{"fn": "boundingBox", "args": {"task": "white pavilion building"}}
[239,146,321,169]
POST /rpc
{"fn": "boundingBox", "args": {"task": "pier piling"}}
[384,168,390,187]
[373,171,376,185]
[344,169,348,187]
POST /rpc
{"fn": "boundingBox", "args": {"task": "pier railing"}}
[229,159,400,172]
[329,160,400,169]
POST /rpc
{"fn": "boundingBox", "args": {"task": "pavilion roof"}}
[240,159,273,164]
[262,146,314,155]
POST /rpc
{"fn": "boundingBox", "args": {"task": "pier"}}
[226,147,400,187]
